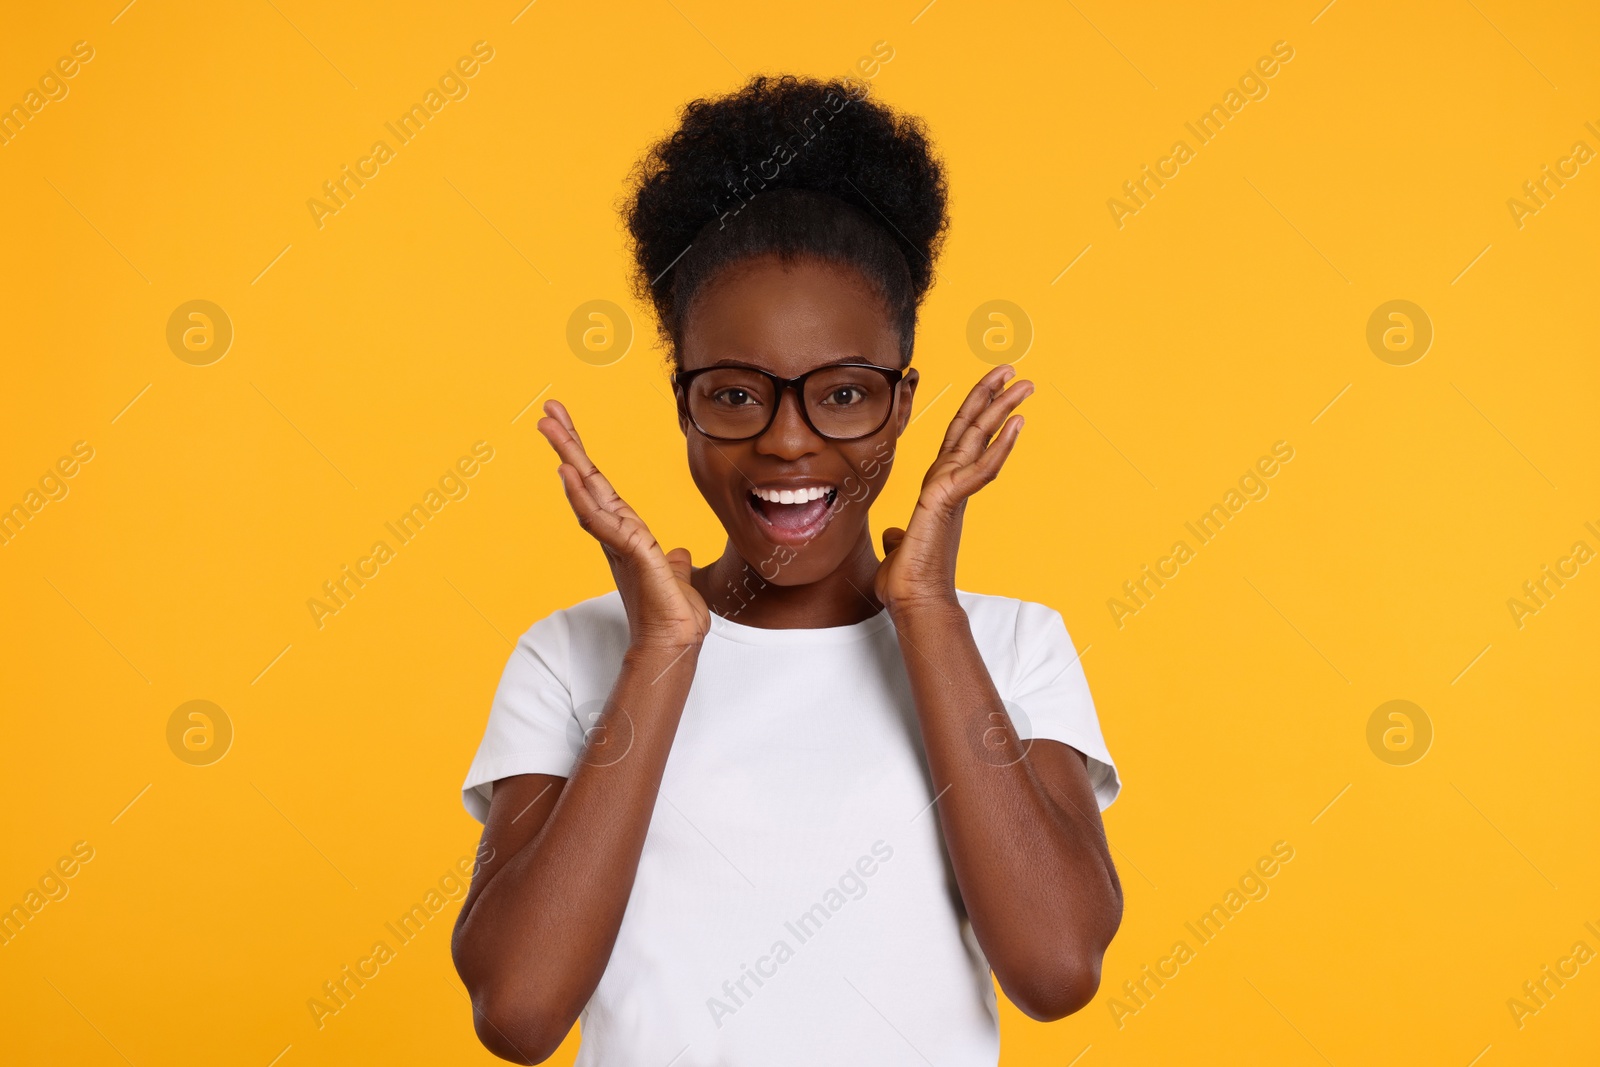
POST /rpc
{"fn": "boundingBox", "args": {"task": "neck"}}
[693,531,884,629]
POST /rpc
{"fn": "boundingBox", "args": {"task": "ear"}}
[672,379,690,437]
[893,368,920,436]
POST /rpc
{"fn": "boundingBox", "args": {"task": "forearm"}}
[454,642,701,1050]
[891,600,1120,1015]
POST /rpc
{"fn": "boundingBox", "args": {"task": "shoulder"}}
[954,588,1072,655]
[518,588,627,645]
[501,589,629,684]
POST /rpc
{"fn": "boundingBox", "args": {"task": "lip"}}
[743,485,843,547]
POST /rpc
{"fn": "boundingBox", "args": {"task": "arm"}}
[451,399,711,1063]
[874,364,1121,1020]
[890,603,1121,1019]
[452,641,701,1063]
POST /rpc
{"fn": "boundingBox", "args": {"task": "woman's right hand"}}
[536,399,711,654]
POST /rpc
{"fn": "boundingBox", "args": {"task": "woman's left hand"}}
[874,364,1033,618]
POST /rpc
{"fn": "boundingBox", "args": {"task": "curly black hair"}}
[623,74,949,370]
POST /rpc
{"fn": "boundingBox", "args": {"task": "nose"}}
[753,383,824,460]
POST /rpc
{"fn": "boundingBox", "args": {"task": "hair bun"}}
[624,74,949,366]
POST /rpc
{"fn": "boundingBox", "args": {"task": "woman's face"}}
[677,254,919,585]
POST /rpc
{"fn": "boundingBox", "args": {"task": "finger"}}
[537,409,627,513]
[555,462,627,545]
[555,467,665,571]
[664,547,694,585]
[950,413,1024,495]
[881,527,907,557]
[939,365,1016,454]
[542,399,588,452]
[536,406,596,477]
[950,377,1033,461]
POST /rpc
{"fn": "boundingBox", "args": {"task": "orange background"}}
[1,1,1596,1064]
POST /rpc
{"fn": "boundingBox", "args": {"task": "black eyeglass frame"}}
[671,361,908,443]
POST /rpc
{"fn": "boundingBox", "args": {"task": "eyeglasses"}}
[672,362,906,442]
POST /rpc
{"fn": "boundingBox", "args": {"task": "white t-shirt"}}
[461,587,1120,1067]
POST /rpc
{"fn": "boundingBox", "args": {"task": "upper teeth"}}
[753,486,832,504]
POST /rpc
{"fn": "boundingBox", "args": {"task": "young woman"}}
[453,75,1122,1066]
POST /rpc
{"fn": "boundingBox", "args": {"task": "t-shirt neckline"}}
[708,605,895,646]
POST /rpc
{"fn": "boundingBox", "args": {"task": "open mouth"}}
[745,484,841,545]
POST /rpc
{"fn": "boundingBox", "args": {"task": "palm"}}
[536,400,710,647]
[874,365,1033,611]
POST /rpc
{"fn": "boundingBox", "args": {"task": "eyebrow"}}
[700,357,889,371]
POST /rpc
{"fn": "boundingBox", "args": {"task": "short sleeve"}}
[1006,601,1121,810]
[460,609,581,823]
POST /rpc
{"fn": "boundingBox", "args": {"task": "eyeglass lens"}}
[684,366,894,440]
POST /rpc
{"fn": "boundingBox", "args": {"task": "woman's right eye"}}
[712,388,756,406]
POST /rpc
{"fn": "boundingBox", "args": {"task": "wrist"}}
[887,592,965,626]
[624,638,703,671]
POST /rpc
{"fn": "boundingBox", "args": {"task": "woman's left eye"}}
[824,386,864,405]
